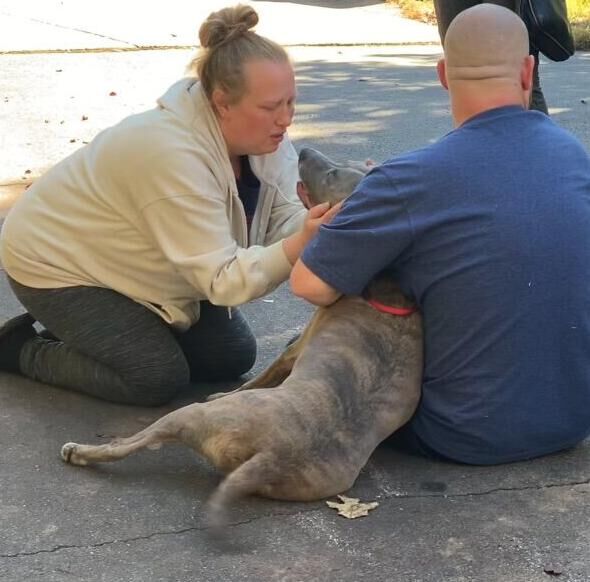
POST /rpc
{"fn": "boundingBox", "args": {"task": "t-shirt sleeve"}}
[300,166,413,296]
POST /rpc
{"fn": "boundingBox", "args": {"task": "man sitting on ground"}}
[291,4,590,464]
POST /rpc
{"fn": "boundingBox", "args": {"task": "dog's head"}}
[297,147,371,208]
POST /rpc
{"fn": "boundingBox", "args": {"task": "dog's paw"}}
[60,442,88,466]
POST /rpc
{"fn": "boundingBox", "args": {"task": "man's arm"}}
[290,258,342,306]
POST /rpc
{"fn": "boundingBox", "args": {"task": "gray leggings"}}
[9,277,256,406]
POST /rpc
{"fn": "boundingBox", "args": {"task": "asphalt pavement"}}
[1,2,589,581]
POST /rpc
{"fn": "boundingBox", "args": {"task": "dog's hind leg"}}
[60,409,186,466]
[207,340,302,402]
[207,307,331,401]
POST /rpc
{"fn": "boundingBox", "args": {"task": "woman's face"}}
[214,59,296,157]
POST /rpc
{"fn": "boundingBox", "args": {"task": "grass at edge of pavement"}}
[387,0,590,50]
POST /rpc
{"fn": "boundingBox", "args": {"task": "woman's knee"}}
[219,333,257,379]
[118,355,191,406]
[190,332,257,382]
[176,304,257,381]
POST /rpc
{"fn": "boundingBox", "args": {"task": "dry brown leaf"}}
[326,495,379,519]
[543,564,563,577]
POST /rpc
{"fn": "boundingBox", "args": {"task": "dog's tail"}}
[206,452,279,533]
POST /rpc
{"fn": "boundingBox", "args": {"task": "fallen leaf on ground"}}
[543,563,563,576]
[326,495,379,519]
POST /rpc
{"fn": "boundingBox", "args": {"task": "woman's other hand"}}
[282,201,342,265]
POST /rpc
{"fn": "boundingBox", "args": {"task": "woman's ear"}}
[212,88,230,117]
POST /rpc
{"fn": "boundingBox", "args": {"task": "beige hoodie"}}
[0,79,306,330]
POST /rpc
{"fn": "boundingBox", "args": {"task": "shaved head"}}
[437,3,534,125]
[444,4,529,82]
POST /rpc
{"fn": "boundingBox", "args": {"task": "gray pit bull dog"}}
[296,147,371,208]
[60,148,423,529]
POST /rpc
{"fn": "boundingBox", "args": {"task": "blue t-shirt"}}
[302,106,590,465]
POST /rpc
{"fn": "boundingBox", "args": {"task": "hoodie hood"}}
[157,78,231,174]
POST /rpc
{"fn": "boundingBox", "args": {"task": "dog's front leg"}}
[206,339,302,401]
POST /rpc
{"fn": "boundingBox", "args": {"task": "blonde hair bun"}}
[190,3,288,103]
[199,4,259,49]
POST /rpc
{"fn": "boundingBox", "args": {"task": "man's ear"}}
[520,54,535,109]
[437,58,449,91]
[520,54,535,92]
[212,88,231,118]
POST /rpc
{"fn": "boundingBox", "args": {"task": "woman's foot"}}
[0,313,37,373]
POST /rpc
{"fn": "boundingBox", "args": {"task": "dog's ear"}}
[296,181,314,209]
[346,159,373,175]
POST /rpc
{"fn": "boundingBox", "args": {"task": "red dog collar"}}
[367,298,418,316]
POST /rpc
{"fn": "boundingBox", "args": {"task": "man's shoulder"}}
[376,140,451,188]
[382,140,443,165]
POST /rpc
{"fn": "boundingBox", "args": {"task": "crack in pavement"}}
[1,478,588,559]
[0,12,438,55]
[0,11,139,48]
[0,44,197,56]
[374,477,590,501]
[0,505,321,559]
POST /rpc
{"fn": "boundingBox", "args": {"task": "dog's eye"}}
[326,169,338,182]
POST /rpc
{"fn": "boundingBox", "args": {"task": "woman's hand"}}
[302,201,342,239]
[282,201,342,265]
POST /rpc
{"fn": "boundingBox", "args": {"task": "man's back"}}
[294,4,590,465]
[389,106,590,463]
[301,105,590,464]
